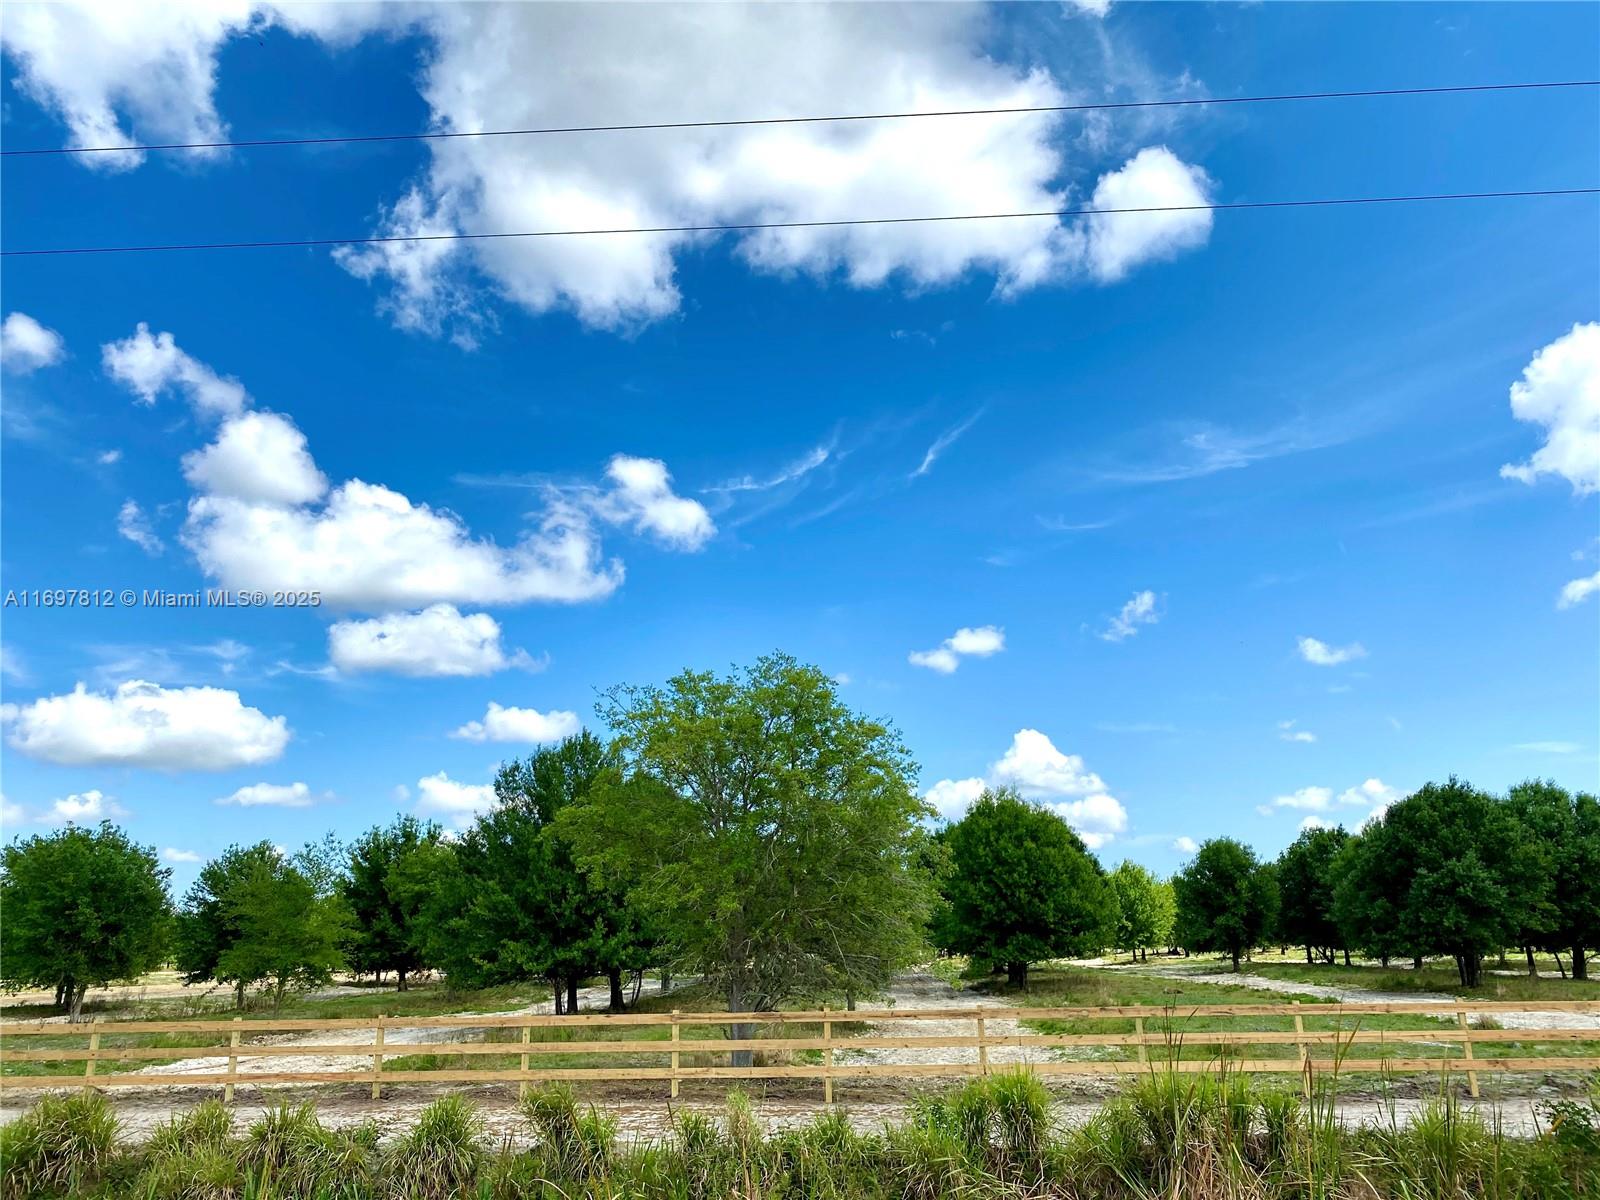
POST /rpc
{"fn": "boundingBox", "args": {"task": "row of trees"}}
[3,653,1594,1020]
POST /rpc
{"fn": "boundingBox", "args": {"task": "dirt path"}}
[1129,964,1600,1032]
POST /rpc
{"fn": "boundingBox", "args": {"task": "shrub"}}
[381,1095,485,1200]
[0,1092,117,1199]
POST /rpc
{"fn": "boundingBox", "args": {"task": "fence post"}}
[1457,1006,1479,1099]
[1293,1001,1310,1098]
[224,1017,241,1104]
[670,1010,681,1100]
[822,1004,833,1104]
[82,1021,101,1092]
[1133,1016,1147,1065]
[519,1023,531,1101]
[371,1015,385,1101]
[976,1016,989,1076]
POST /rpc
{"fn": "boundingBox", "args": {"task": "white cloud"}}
[925,728,1128,846]
[214,781,317,808]
[0,794,25,828]
[1499,322,1599,495]
[162,847,203,863]
[911,412,982,479]
[116,500,163,556]
[1101,589,1160,642]
[1171,835,1198,854]
[182,411,328,505]
[593,456,714,550]
[1277,720,1316,744]
[1513,741,1581,754]
[1299,815,1336,831]
[391,784,412,802]
[329,604,535,677]
[1,312,65,374]
[102,323,247,417]
[909,625,1005,673]
[924,776,986,821]
[450,702,581,744]
[416,770,497,828]
[1084,146,1213,283]
[1559,570,1600,609]
[1297,636,1366,666]
[1272,786,1333,812]
[1338,778,1402,810]
[1,680,289,769]
[97,449,123,465]
[45,789,127,825]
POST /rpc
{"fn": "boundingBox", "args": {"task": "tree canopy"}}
[1109,860,1175,963]
[560,653,933,1057]
[1173,837,1278,971]
[343,815,447,990]
[1275,826,1350,964]
[937,788,1119,987]
[0,823,172,1020]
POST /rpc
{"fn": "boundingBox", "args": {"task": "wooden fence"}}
[4,1000,1599,1104]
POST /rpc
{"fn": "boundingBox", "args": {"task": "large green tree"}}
[1109,861,1173,964]
[560,654,933,1061]
[0,823,172,1021]
[938,789,1119,988]
[343,815,446,990]
[1173,838,1279,971]
[1275,825,1351,965]
[1504,779,1597,979]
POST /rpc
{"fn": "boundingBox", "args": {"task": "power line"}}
[4,188,1594,259]
[4,80,1596,159]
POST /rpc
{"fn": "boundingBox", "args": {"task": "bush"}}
[0,1092,117,1199]
[381,1095,484,1200]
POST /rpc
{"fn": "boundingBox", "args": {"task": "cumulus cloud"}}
[1,312,66,374]
[102,323,247,416]
[1270,786,1333,812]
[1559,570,1600,609]
[0,794,23,827]
[909,625,1005,673]
[1500,322,1599,495]
[450,702,581,744]
[116,500,163,556]
[924,728,1127,847]
[1,680,289,769]
[328,604,535,677]
[1171,835,1198,854]
[213,781,317,808]
[1262,777,1404,830]
[1297,636,1366,666]
[42,790,127,825]
[1277,720,1316,744]
[1299,815,1336,831]
[1083,146,1212,283]
[1101,590,1159,641]
[593,456,715,550]
[182,410,328,505]
[415,770,497,827]
[163,847,203,863]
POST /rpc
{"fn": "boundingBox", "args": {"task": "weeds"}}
[4,1069,1600,1198]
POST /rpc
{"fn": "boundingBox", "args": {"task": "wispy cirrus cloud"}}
[911,410,983,480]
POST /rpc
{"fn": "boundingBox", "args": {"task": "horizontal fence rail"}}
[4,999,1599,1103]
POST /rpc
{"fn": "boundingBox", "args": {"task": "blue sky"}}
[1,2,1596,891]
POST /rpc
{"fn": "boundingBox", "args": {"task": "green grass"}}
[7,1074,1600,1198]
[1236,959,1600,1001]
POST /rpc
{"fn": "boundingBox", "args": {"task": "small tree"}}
[175,842,281,1007]
[0,823,172,1020]
[1109,861,1174,963]
[216,855,349,1011]
[343,815,446,990]
[1174,838,1278,971]
[938,788,1119,988]
[1505,780,1600,979]
[1275,825,1351,964]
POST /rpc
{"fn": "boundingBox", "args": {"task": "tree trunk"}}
[68,982,88,1023]
[1574,947,1589,981]
[1305,945,1313,964]
[1231,948,1242,973]
[553,980,565,1015]
[273,977,287,1014]
[1343,949,1351,967]
[1457,951,1483,989]
[1526,946,1539,977]
[845,992,856,1011]
[567,975,580,1014]
[1006,962,1029,988]
[728,980,754,1068]
[1412,956,1423,972]
[607,968,625,1012]
[659,967,671,991]
[235,981,246,1010]
[398,968,408,992]
[54,979,67,1012]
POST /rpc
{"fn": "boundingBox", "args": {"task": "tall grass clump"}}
[519,1082,616,1182]
[133,1100,242,1200]
[379,1095,484,1200]
[0,1092,117,1199]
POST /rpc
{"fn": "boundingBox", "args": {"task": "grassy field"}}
[1235,959,1600,1001]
